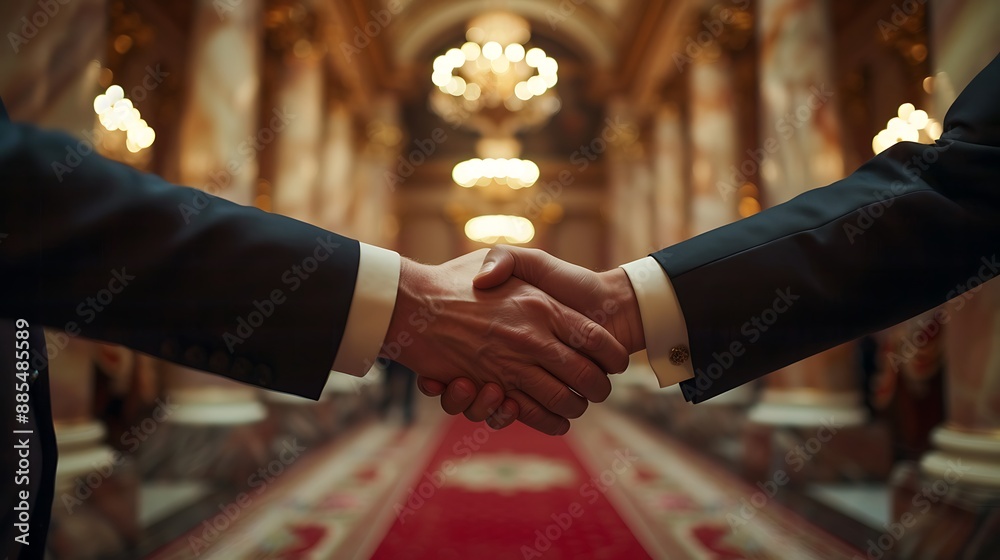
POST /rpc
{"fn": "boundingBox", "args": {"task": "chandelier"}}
[872,102,942,154]
[465,215,535,244]
[93,84,156,153]
[452,157,540,189]
[434,13,558,246]
[430,12,559,118]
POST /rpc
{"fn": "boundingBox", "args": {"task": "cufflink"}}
[669,345,690,366]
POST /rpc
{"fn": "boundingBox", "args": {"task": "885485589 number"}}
[14,318,31,425]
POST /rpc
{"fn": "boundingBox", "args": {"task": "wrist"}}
[382,258,431,367]
[601,268,646,354]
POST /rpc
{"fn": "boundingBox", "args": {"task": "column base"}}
[748,389,867,427]
[920,425,1000,489]
[887,460,1000,559]
[697,383,755,406]
[167,388,267,425]
[50,421,139,559]
[139,389,271,484]
[54,421,117,492]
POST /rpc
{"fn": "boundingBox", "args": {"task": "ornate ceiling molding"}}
[389,0,619,67]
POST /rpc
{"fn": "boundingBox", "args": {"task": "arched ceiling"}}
[331,0,706,122]
[346,0,662,76]
[384,0,625,66]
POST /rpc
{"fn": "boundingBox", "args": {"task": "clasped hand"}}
[385,248,644,435]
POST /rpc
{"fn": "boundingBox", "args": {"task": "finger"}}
[505,390,570,436]
[516,365,588,419]
[528,306,618,401]
[486,398,520,430]
[555,307,630,376]
[474,246,563,292]
[416,377,447,397]
[536,340,613,403]
[473,245,517,289]
[440,378,477,415]
[464,383,505,422]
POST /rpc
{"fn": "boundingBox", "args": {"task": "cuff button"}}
[669,345,690,366]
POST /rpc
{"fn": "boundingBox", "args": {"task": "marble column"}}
[606,148,631,266]
[604,99,647,265]
[651,105,687,247]
[349,96,402,246]
[687,53,738,236]
[146,0,270,484]
[927,0,1000,123]
[893,281,1000,558]
[270,53,324,224]
[920,280,1000,488]
[175,0,262,205]
[0,0,105,129]
[317,102,357,233]
[748,0,865,427]
[754,0,843,207]
[626,159,655,259]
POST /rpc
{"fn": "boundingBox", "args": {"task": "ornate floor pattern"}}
[372,414,650,559]
[146,405,865,559]
[568,406,864,559]
[144,412,447,560]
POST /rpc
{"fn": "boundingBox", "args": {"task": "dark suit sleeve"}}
[653,53,1000,403]
[0,120,362,399]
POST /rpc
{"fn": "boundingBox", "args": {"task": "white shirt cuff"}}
[331,243,400,376]
[619,256,694,388]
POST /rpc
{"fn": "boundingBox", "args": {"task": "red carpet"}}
[372,417,651,560]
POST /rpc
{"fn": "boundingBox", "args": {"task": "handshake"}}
[381,246,648,436]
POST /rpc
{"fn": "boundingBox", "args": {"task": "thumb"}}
[473,245,517,289]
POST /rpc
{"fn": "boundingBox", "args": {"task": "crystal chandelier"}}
[430,12,559,118]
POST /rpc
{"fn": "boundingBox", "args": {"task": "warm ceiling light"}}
[504,43,525,62]
[429,12,559,117]
[452,157,540,189]
[482,41,503,60]
[94,84,155,151]
[872,102,940,154]
[461,41,481,61]
[465,215,535,244]
[524,48,546,67]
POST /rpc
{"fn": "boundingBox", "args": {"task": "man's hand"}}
[387,249,629,435]
[418,246,646,430]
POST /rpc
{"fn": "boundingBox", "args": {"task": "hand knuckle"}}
[579,321,602,351]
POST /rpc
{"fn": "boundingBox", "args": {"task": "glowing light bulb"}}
[461,41,481,61]
[527,75,547,96]
[482,41,503,60]
[908,109,929,129]
[504,43,525,62]
[525,48,546,67]
[445,48,465,68]
[897,103,915,120]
